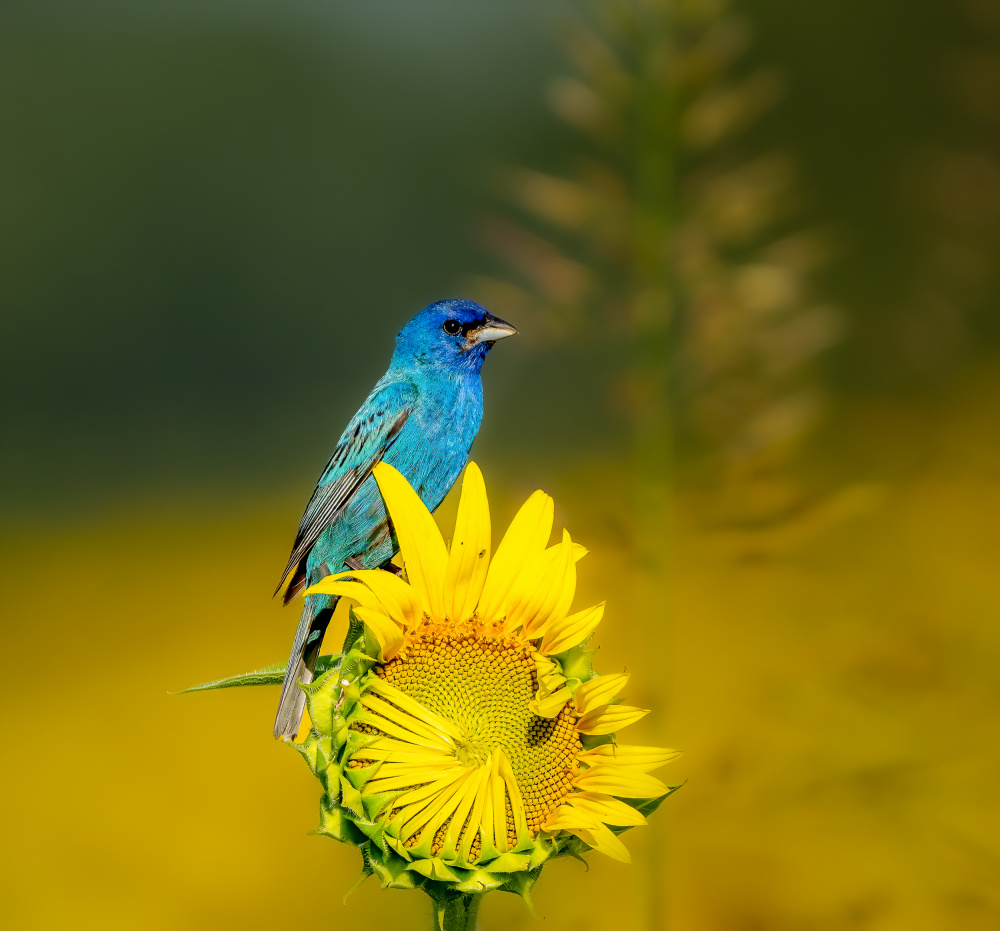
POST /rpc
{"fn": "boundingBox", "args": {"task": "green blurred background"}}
[3,0,999,928]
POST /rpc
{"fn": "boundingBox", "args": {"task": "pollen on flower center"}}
[375,623,581,838]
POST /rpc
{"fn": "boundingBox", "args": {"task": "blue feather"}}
[273,299,516,738]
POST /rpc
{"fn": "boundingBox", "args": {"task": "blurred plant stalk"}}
[471,0,840,535]
[901,0,1000,372]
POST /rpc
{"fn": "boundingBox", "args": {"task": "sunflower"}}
[287,462,679,922]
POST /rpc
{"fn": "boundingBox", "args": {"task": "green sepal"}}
[361,789,397,824]
[343,728,373,754]
[499,867,542,911]
[476,834,500,863]
[320,761,343,796]
[384,831,414,862]
[451,869,508,895]
[177,655,339,693]
[343,861,373,904]
[334,724,354,750]
[548,832,591,864]
[407,828,436,861]
[350,816,388,854]
[318,735,337,773]
[287,731,330,777]
[336,645,378,693]
[302,667,342,737]
[607,785,684,836]
[366,823,391,859]
[561,678,585,698]
[366,844,419,889]
[343,609,366,654]
[343,727,385,760]
[512,826,536,855]
[343,759,380,791]
[408,857,461,883]
[579,732,615,751]
[364,626,387,663]
[481,851,530,873]
[315,800,365,845]
[634,785,683,816]
[555,645,597,683]
[339,773,366,819]
[527,836,555,870]
[342,678,363,706]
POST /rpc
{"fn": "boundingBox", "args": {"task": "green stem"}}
[431,892,482,931]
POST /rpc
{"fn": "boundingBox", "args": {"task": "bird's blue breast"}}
[306,372,483,580]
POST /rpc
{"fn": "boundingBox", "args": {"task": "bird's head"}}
[393,299,517,375]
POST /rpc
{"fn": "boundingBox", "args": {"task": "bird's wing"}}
[275,379,417,601]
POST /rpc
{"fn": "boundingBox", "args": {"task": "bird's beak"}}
[466,314,518,346]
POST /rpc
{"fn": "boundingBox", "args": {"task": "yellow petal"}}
[373,463,448,621]
[349,570,420,629]
[402,768,475,850]
[577,744,682,773]
[370,761,461,781]
[365,678,465,743]
[544,803,632,862]
[543,805,599,832]
[388,770,466,811]
[478,752,503,855]
[390,770,469,840]
[573,766,669,798]
[310,569,419,628]
[574,673,630,715]
[540,601,605,656]
[489,752,509,853]
[576,703,649,735]
[355,746,454,763]
[544,541,587,562]
[532,653,565,691]
[458,765,493,863]
[443,463,491,623]
[369,765,466,796]
[302,579,385,613]
[360,694,453,748]
[441,765,490,861]
[511,529,577,638]
[351,606,404,661]
[568,822,632,863]
[355,711,453,751]
[569,792,647,826]
[497,749,530,844]
[476,490,553,623]
[528,685,573,718]
[419,770,478,849]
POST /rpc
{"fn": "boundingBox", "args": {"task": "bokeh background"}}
[3,1,1000,929]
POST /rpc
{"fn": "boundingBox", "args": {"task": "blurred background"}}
[2,0,999,928]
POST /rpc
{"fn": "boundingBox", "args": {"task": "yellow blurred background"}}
[3,1,1000,929]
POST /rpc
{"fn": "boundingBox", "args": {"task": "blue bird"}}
[273,299,516,738]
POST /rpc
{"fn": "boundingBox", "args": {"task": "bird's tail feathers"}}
[274,556,308,605]
[278,558,309,606]
[273,595,336,740]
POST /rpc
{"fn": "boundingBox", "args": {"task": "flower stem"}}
[431,892,482,931]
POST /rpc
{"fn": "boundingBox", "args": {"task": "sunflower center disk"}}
[377,628,581,841]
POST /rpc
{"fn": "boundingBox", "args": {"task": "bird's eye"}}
[442,320,462,336]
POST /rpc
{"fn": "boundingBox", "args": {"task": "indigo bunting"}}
[273,300,516,738]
